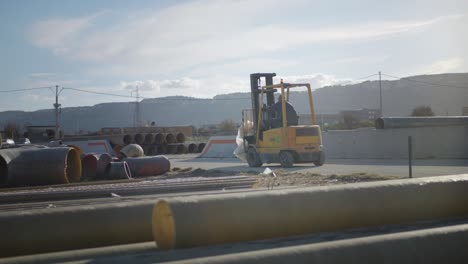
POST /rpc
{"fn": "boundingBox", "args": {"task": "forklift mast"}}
[249,73,276,129]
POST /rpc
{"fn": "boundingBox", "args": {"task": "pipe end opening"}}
[153,200,176,250]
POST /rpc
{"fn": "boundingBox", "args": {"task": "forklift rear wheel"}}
[279,151,294,168]
[313,151,325,166]
[247,148,263,167]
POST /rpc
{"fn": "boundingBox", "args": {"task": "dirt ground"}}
[165,167,401,188]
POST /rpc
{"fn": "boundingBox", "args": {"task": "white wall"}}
[322,126,468,159]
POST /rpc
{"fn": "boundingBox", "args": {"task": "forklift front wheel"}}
[279,151,294,168]
[247,148,263,167]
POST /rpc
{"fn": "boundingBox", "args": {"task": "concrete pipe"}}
[165,133,176,144]
[187,143,197,153]
[134,134,145,145]
[142,145,150,155]
[104,161,132,180]
[1,147,81,187]
[152,174,468,250]
[154,133,165,144]
[155,223,468,264]
[157,144,168,155]
[176,144,188,154]
[176,133,185,143]
[167,144,178,154]
[147,145,158,156]
[197,143,206,153]
[120,144,144,158]
[0,200,156,257]
[123,134,133,145]
[144,133,155,144]
[124,156,170,177]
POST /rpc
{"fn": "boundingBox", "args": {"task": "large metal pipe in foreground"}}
[0,200,156,257]
[0,147,81,187]
[375,116,468,129]
[124,156,170,177]
[157,223,468,264]
[153,174,468,250]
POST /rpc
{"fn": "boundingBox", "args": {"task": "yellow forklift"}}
[242,73,325,168]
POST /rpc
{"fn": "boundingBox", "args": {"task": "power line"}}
[63,87,137,98]
[382,73,468,90]
[0,86,52,93]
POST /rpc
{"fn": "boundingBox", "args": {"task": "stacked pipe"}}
[111,132,205,155]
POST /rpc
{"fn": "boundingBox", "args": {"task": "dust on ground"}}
[164,167,401,187]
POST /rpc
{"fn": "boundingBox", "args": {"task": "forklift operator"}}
[269,95,299,129]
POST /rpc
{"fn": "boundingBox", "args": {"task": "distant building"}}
[26,125,55,139]
[463,107,468,116]
[339,108,382,121]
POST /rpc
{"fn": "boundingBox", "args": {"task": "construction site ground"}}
[169,154,468,180]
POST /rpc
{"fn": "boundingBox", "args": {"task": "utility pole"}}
[379,71,383,117]
[53,85,61,139]
[133,86,141,128]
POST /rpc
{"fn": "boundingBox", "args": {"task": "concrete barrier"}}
[197,136,237,158]
[322,126,468,159]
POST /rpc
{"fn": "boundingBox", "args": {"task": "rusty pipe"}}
[124,156,170,177]
[152,174,468,250]
[1,147,81,187]
[81,154,98,180]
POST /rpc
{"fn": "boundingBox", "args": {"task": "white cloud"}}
[275,74,352,89]
[28,1,456,76]
[117,73,355,100]
[422,57,464,74]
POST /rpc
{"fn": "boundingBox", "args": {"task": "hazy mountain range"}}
[1,73,467,133]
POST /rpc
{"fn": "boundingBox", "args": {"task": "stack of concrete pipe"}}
[2,175,468,260]
[109,132,205,156]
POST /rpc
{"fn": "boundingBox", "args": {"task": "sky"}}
[0,0,467,111]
